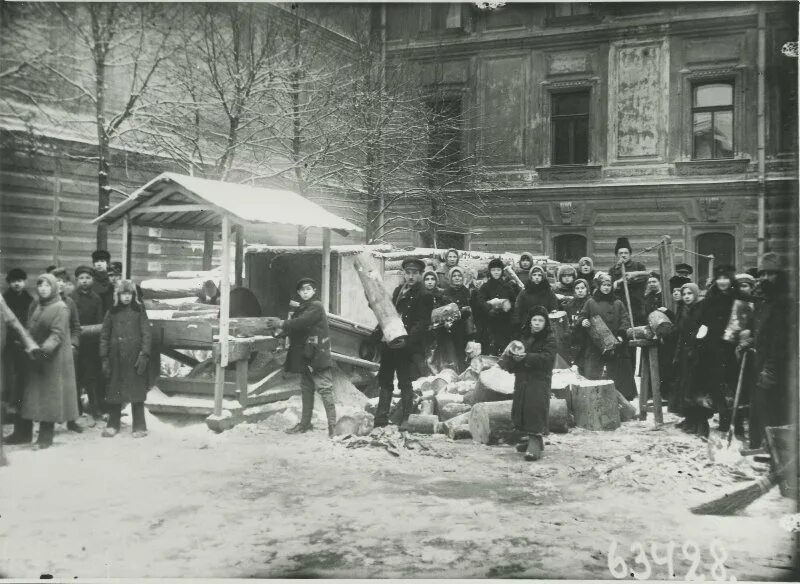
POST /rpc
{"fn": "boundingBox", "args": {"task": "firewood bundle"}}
[430,302,461,330]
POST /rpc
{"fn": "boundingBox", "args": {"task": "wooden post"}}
[657,240,670,312]
[707,254,715,288]
[202,230,214,271]
[213,216,232,417]
[236,358,249,407]
[649,345,663,425]
[663,236,675,312]
[639,349,650,421]
[321,227,331,311]
[234,225,244,288]
[121,215,129,281]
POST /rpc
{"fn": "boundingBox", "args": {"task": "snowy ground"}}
[0,403,796,579]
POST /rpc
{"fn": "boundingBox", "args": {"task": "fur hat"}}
[680,283,701,304]
[519,252,534,266]
[113,279,140,307]
[675,263,693,275]
[295,277,317,291]
[5,268,26,283]
[488,258,505,271]
[578,257,594,269]
[50,267,70,281]
[735,273,756,285]
[92,250,111,263]
[648,271,661,281]
[757,252,782,274]
[526,304,551,323]
[401,257,426,272]
[713,264,736,281]
[746,267,759,279]
[74,265,94,279]
[614,237,632,254]
[45,265,57,274]
[669,275,691,291]
[557,264,577,282]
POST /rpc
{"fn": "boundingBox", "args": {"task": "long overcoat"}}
[476,277,516,356]
[22,293,79,422]
[672,299,711,416]
[696,285,738,414]
[609,259,648,325]
[577,290,637,399]
[511,279,559,335]
[100,302,152,403]
[498,326,556,435]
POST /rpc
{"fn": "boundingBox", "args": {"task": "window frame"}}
[545,225,593,263]
[691,81,735,160]
[550,89,591,166]
[552,233,589,264]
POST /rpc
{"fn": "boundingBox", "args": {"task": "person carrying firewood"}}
[498,305,557,462]
[372,258,433,428]
[477,258,516,356]
[275,278,337,438]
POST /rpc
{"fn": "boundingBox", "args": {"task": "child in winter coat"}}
[498,305,557,461]
[673,283,711,436]
[565,278,591,368]
[553,265,578,308]
[71,265,105,424]
[423,269,447,373]
[512,265,558,337]
[437,248,461,287]
[51,268,84,433]
[514,252,535,288]
[2,268,33,419]
[277,277,337,437]
[7,273,80,449]
[100,280,152,438]
[578,273,637,400]
[477,258,516,356]
[434,266,474,373]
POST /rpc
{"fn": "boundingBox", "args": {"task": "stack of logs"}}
[139,267,229,319]
[362,360,638,445]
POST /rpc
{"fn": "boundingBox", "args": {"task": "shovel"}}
[727,351,749,447]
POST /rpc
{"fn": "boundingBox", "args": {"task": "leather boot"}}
[286,382,316,434]
[5,418,33,445]
[697,418,710,439]
[319,390,337,439]
[525,435,543,461]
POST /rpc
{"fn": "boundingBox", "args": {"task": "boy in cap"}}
[91,250,114,314]
[2,268,33,419]
[276,278,337,437]
[72,265,105,424]
[373,257,433,428]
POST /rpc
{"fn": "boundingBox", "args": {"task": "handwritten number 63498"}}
[607,540,734,581]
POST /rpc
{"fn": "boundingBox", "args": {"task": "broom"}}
[691,456,796,515]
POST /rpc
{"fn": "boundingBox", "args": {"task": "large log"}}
[0,294,38,354]
[166,268,225,279]
[79,324,103,339]
[352,252,407,347]
[647,310,673,339]
[588,315,619,354]
[140,277,219,300]
[616,389,637,422]
[441,410,471,433]
[144,297,204,310]
[549,398,571,433]
[438,402,471,422]
[404,414,440,435]
[571,380,621,431]
[448,425,472,440]
[469,401,520,445]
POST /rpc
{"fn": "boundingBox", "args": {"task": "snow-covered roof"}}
[93,172,362,235]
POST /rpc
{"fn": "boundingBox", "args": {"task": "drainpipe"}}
[756,5,767,258]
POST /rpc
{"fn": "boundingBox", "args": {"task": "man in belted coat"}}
[608,237,648,326]
[373,257,433,428]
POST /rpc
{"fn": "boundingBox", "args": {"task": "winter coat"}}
[696,285,738,412]
[435,285,474,372]
[643,290,664,317]
[72,287,104,326]
[578,270,597,290]
[564,294,590,367]
[100,302,152,403]
[476,277,515,355]
[3,288,33,339]
[61,294,81,351]
[498,327,556,435]
[673,299,712,416]
[609,259,648,325]
[281,297,332,374]
[578,290,636,399]
[91,270,114,315]
[21,293,79,422]
[389,282,434,354]
[511,279,558,333]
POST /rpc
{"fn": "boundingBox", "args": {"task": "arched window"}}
[696,232,735,284]
[553,234,587,264]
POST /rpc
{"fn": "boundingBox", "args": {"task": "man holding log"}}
[373,258,433,428]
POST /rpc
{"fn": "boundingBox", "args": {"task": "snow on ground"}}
[0,407,796,579]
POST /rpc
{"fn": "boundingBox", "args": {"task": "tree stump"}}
[469,400,519,445]
[473,366,515,404]
[405,414,440,435]
[571,380,621,431]
[548,398,571,433]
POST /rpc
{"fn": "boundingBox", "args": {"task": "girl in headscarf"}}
[499,305,557,461]
[511,265,558,337]
[672,283,711,436]
[578,272,637,400]
[565,278,591,369]
[477,258,515,356]
[440,266,473,372]
[13,273,80,449]
[577,257,596,290]
[99,280,152,438]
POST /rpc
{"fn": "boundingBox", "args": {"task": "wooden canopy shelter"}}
[93,172,362,422]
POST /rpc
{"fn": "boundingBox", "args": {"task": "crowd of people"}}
[366,238,793,461]
[2,250,152,450]
[1,239,793,462]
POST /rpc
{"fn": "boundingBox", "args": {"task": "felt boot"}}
[33,422,54,450]
[5,418,33,444]
[515,438,529,453]
[697,418,710,439]
[524,435,543,461]
[67,420,84,433]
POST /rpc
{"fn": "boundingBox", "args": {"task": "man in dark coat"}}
[276,278,336,437]
[609,237,648,326]
[740,252,792,448]
[373,258,433,428]
[2,268,33,418]
[91,250,114,315]
[71,265,105,423]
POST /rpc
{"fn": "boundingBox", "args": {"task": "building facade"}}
[384,2,798,278]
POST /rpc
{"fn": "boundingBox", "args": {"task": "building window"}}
[553,234,587,264]
[548,4,591,18]
[438,231,466,251]
[551,91,590,165]
[696,232,735,284]
[692,82,734,160]
[426,98,462,179]
[422,4,463,32]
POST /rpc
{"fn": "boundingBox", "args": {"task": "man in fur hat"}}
[91,250,114,315]
[372,257,433,428]
[739,252,792,448]
[608,237,648,326]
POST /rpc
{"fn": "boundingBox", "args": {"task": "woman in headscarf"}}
[437,248,461,288]
[498,305,557,461]
[440,266,473,372]
[577,257,596,291]
[673,283,711,436]
[565,278,591,369]
[476,258,515,356]
[511,265,558,338]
